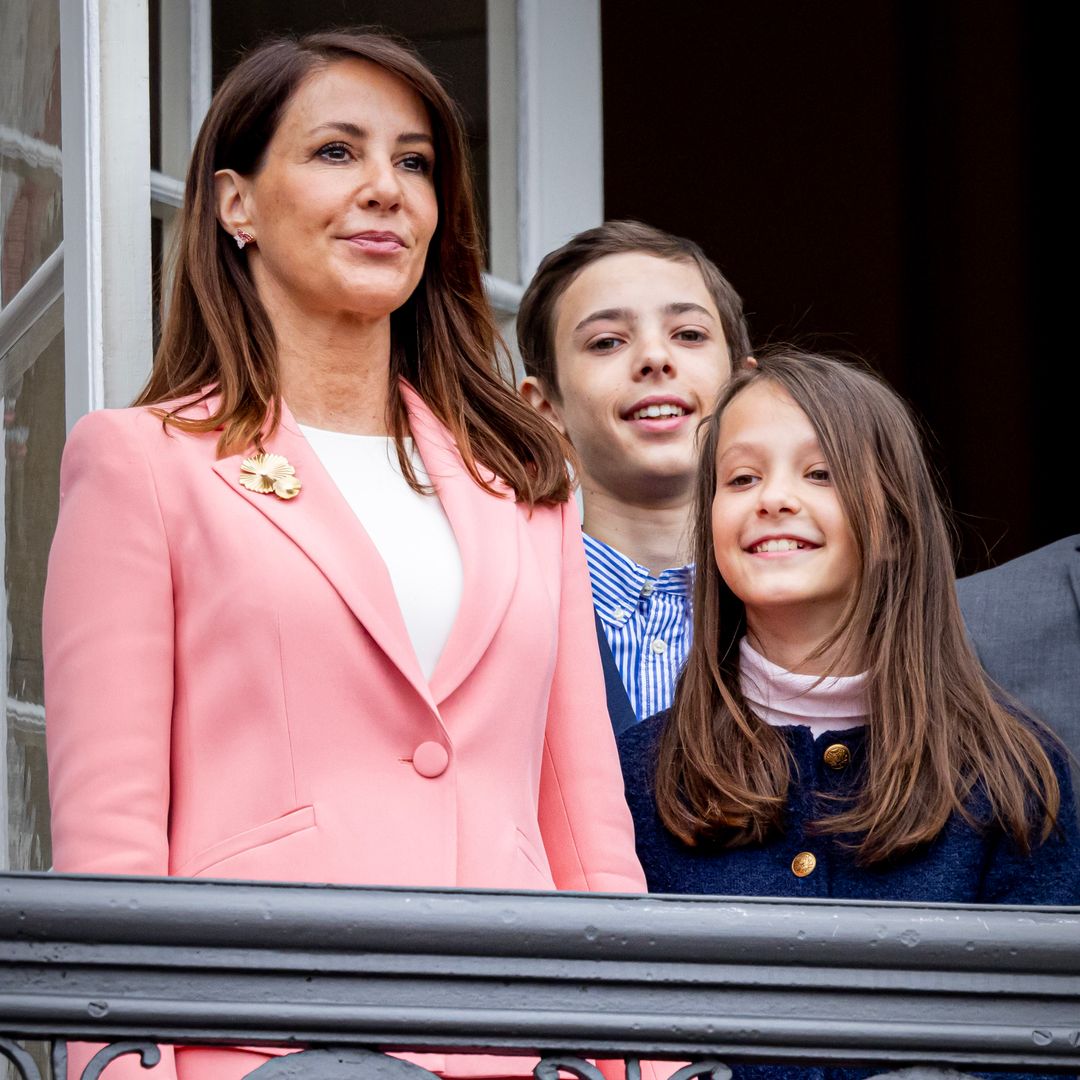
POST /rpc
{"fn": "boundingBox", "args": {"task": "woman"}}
[44,29,645,1080]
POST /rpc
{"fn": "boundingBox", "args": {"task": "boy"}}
[518,220,751,730]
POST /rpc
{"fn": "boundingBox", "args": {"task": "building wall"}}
[602,0,1071,571]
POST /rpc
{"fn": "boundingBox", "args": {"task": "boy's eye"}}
[317,141,352,162]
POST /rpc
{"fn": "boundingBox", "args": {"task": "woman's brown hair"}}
[137,29,570,505]
[656,348,1061,863]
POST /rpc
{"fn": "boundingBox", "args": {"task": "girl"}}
[617,349,1078,1076]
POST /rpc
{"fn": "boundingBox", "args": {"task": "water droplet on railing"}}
[584,925,598,942]
[899,929,920,947]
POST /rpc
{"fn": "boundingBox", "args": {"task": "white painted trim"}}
[189,0,213,146]
[482,273,524,317]
[60,0,105,429]
[486,0,519,284]
[6,699,46,736]
[60,0,154,428]
[0,125,62,174]
[151,170,186,211]
[516,0,603,281]
[0,245,64,366]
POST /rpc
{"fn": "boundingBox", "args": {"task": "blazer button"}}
[791,851,817,878]
[823,742,851,770]
[412,741,449,778]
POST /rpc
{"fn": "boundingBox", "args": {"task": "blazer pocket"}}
[175,805,316,878]
[514,826,553,886]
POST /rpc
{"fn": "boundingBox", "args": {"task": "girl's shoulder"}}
[616,710,670,774]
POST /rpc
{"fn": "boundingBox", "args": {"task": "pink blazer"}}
[44,382,645,1080]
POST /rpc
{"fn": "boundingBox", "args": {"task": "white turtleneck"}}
[739,638,869,737]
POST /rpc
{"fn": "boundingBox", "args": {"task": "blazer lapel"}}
[207,396,438,714]
[401,383,519,705]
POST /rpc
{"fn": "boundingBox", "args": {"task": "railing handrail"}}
[2,872,1079,1071]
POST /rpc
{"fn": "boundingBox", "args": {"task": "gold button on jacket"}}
[791,851,817,877]
[823,742,851,769]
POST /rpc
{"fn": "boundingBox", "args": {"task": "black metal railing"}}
[2,872,1078,1079]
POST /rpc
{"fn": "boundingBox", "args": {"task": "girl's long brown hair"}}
[656,349,1061,863]
[136,29,570,506]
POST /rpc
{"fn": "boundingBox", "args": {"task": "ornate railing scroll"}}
[1,873,1078,1079]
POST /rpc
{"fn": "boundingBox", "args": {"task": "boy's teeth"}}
[753,539,805,553]
[632,403,686,420]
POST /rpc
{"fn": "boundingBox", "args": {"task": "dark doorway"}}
[602,2,1073,572]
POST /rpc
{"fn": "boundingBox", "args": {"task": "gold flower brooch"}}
[239,453,301,500]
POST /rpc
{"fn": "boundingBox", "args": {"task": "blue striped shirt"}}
[583,533,693,723]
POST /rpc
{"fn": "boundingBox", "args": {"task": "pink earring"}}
[235,230,256,250]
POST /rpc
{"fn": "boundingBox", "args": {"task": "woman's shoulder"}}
[67,394,215,450]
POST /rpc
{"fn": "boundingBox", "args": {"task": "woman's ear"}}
[214,168,255,239]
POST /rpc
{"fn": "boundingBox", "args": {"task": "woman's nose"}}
[358,157,403,210]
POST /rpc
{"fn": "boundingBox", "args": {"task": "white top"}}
[739,638,869,737]
[299,426,463,681]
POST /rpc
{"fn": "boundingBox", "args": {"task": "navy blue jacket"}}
[618,715,1080,1080]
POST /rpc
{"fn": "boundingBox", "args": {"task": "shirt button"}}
[612,607,627,621]
[412,741,449,778]
[791,851,817,878]
[651,638,667,654]
[641,581,655,597]
[823,743,851,770]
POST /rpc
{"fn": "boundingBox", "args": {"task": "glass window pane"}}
[3,295,63,874]
[0,0,62,306]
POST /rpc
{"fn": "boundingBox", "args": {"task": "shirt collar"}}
[583,533,693,625]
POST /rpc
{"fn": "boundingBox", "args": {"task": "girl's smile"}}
[711,380,858,660]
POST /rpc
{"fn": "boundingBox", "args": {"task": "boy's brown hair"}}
[516,220,751,396]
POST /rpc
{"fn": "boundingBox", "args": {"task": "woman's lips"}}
[346,232,405,255]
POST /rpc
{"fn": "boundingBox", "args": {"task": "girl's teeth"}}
[754,539,805,553]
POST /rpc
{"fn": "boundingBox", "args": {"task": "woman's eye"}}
[400,153,433,174]
[807,467,832,483]
[317,142,351,163]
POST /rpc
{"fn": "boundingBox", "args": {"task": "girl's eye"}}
[807,467,832,483]
[728,473,758,488]
[400,153,433,175]
[674,328,707,343]
[317,142,352,163]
